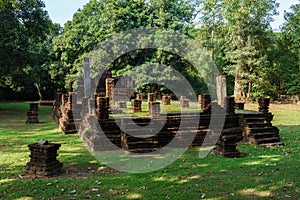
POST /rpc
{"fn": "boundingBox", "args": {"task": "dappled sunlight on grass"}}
[241,160,264,166]
[178,174,201,184]
[126,193,144,199]
[15,197,35,200]
[257,155,281,161]
[240,188,272,198]
[0,178,15,184]
[152,176,177,182]
[241,154,282,166]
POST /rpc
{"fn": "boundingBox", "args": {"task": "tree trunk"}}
[247,65,253,100]
[234,74,245,101]
[35,83,43,101]
[211,29,215,60]
[234,27,246,101]
[157,84,161,100]
[247,81,252,100]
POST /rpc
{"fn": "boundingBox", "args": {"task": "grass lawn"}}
[112,100,201,117]
[0,102,299,199]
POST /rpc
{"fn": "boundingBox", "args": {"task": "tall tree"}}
[281,2,300,101]
[222,0,278,100]
[53,0,198,92]
[195,0,279,99]
[0,0,60,100]
[196,0,224,60]
[53,0,151,89]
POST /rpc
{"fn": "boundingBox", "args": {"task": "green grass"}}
[111,100,201,117]
[0,102,299,199]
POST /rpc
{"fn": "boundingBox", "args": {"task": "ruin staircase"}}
[243,114,284,147]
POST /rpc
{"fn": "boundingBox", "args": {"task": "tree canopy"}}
[1,0,300,101]
[52,0,200,94]
[280,3,300,99]
[0,0,61,100]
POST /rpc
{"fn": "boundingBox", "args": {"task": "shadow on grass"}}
[1,141,299,199]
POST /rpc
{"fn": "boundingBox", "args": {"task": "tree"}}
[195,0,224,60]
[194,0,279,100]
[0,0,61,100]
[221,0,278,100]
[148,0,195,32]
[281,3,300,101]
[52,0,150,90]
[53,0,199,94]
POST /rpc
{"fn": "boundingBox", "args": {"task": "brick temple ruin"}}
[24,140,63,176]
[241,98,284,146]
[51,71,135,134]
[51,92,77,134]
[51,61,284,158]
[26,103,39,123]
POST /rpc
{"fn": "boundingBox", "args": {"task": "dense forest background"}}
[0,0,299,101]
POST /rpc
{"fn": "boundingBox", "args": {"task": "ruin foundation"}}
[26,103,39,123]
[24,140,63,176]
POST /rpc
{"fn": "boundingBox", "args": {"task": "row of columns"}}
[54,90,271,122]
[93,93,271,120]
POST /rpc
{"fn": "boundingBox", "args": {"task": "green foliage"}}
[281,3,300,97]
[53,0,198,91]
[222,0,278,100]
[195,0,290,100]
[0,0,61,100]
[1,0,300,100]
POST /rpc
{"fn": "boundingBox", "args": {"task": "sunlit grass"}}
[111,100,201,118]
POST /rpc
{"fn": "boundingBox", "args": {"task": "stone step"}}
[121,129,159,136]
[123,135,158,141]
[249,132,278,139]
[102,130,122,135]
[246,127,277,134]
[259,142,285,147]
[246,122,271,128]
[105,135,122,141]
[128,148,159,153]
[244,117,268,123]
[255,137,280,145]
[222,127,243,134]
[125,140,160,147]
